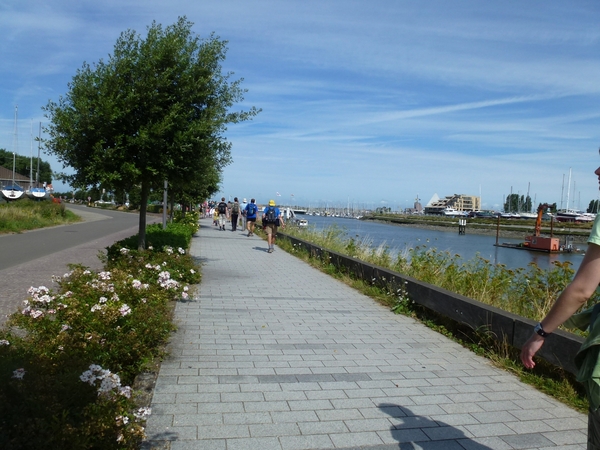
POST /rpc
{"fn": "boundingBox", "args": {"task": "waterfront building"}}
[424,193,481,215]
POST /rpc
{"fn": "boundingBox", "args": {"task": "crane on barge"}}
[522,203,560,252]
[494,203,578,253]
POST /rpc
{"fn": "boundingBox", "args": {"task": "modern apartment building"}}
[424,194,481,215]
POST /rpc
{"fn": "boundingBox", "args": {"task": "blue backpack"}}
[246,204,256,217]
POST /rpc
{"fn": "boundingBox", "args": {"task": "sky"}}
[1,1,599,212]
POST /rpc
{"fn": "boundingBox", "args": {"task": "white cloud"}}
[0,0,598,206]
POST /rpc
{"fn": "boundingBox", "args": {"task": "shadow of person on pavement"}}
[378,403,494,450]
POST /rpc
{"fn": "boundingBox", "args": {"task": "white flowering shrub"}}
[0,233,200,448]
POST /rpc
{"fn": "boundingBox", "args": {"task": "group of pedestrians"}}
[212,197,285,253]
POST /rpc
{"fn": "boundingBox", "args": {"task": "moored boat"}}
[2,184,25,200]
[443,207,467,217]
[295,218,308,227]
[554,210,592,223]
[26,187,49,200]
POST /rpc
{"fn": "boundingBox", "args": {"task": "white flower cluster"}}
[120,248,130,255]
[12,368,25,380]
[98,271,112,280]
[134,407,151,420]
[79,364,131,398]
[87,279,116,293]
[89,293,120,313]
[164,246,173,255]
[177,247,185,255]
[119,304,132,316]
[158,271,179,290]
[131,279,149,290]
[28,286,54,304]
[0,339,10,346]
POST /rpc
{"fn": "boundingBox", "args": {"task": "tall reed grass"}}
[283,224,598,322]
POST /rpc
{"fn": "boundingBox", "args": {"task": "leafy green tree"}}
[43,17,259,249]
[588,199,600,214]
[503,193,532,213]
[0,149,53,185]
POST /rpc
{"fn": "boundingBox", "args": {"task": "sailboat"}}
[2,106,25,201]
[519,182,538,219]
[26,122,48,200]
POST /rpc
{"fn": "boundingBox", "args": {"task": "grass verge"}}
[0,199,80,234]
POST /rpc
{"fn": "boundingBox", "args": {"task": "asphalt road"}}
[0,205,161,323]
[0,204,149,271]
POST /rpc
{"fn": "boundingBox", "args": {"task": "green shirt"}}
[563,215,600,409]
[588,214,600,246]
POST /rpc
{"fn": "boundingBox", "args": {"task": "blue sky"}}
[1,1,599,211]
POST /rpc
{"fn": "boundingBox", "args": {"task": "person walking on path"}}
[216,197,228,231]
[244,198,258,237]
[240,198,248,231]
[230,197,241,232]
[521,163,600,449]
[262,199,284,253]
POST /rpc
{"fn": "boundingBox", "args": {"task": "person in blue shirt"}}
[262,199,285,253]
[244,198,259,237]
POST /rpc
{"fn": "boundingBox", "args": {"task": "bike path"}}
[0,205,160,323]
[143,218,587,450]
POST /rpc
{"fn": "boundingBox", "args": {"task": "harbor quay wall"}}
[278,232,584,375]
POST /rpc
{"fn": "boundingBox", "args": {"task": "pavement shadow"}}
[377,403,493,450]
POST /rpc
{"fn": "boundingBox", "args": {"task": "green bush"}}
[106,222,197,260]
[0,236,200,448]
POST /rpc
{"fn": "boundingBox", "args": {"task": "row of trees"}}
[504,193,599,214]
[0,149,53,185]
[43,17,259,248]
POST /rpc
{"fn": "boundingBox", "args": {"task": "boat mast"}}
[566,168,572,211]
[29,119,33,188]
[11,105,18,188]
[560,174,565,210]
[36,123,41,187]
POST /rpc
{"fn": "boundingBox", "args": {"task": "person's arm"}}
[520,243,600,369]
[279,210,285,227]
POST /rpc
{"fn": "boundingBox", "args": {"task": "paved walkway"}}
[143,218,588,450]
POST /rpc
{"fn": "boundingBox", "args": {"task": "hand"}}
[520,335,545,369]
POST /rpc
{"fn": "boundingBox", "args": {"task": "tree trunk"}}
[169,191,175,222]
[138,180,149,251]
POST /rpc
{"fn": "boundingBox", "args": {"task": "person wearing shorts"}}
[245,198,258,236]
[262,199,285,253]
[217,197,228,230]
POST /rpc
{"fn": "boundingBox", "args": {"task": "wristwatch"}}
[534,322,550,338]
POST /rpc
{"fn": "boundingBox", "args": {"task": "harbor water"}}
[300,215,587,272]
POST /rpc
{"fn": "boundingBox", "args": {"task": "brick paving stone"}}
[141,218,588,449]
